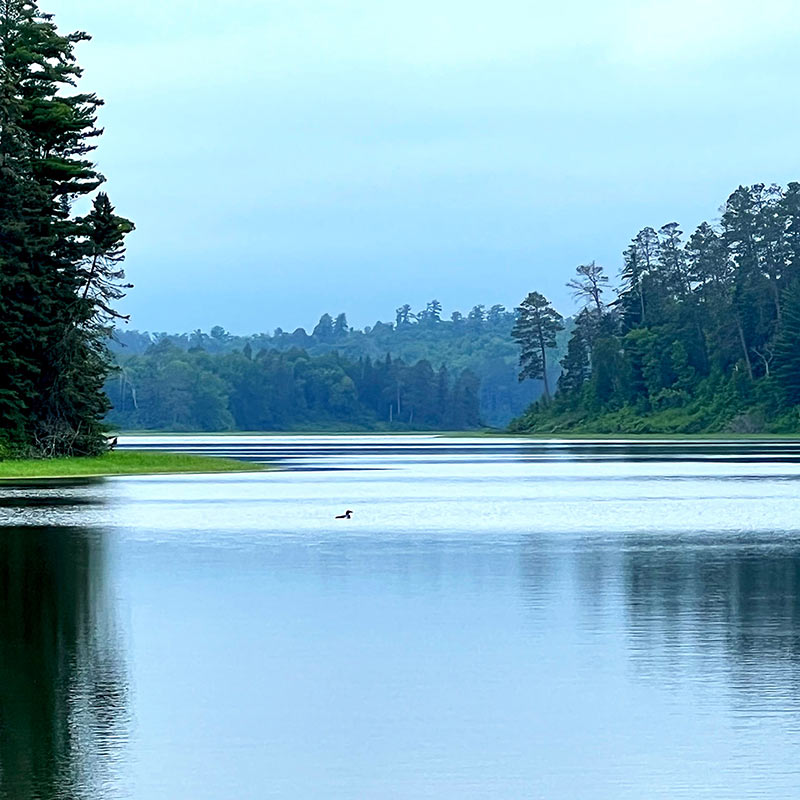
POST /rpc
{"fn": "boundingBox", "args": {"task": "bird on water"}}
[335,510,354,519]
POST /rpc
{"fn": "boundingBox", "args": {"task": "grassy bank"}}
[0,450,262,480]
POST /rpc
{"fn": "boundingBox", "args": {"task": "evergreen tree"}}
[774,281,800,404]
[618,243,646,329]
[782,183,800,286]
[418,299,442,325]
[395,304,414,325]
[658,222,689,297]
[558,325,590,396]
[312,313,334,341]
[487,304,506,325]
[333,313,349,339]
[468,305,485,324]
[512,182,800,435]
[567,262,608,313]
[511,292,564,399]
[0,1,132,455]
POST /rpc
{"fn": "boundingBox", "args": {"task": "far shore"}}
[110,429,800,441]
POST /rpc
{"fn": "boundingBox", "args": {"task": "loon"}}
[335,510,354,519]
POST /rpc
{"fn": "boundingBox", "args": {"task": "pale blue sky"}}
[50,0,800,333]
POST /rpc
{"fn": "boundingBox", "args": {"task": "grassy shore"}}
[0,450,262,480]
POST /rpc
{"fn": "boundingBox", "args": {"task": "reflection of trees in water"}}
[520,533,800,684]
[0,526,128,799]
[621,537,800,680]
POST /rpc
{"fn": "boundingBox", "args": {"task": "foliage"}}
[106,343,482,432]
[111,300,568,427]
[512,182,800,434]
[511,292,564,399]
[0,2,132,456]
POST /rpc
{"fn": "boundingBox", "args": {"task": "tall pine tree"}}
[512,292,564,399]
[0,1,133,456]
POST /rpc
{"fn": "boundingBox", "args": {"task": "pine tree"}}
[0,1,133,455]
[511,292,564,399]
[395,304,414,325]
[658,222,689,297]
[782,183,800,286]
[567,262,608,313]
[774,280,800,405]
[618,243,646,329]
[312,313,334,341]
[418,299,442,325]
[558,326,590,396]
[333,313,349,339]
[751,183,786,321]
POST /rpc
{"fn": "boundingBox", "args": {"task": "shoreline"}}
[0,450,267,481]
[114,429,800,441]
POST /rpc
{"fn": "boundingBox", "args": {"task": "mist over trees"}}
[0,2,132,457]
[108,342,480,432]
[512,182,800,434]
[111,301,566,429]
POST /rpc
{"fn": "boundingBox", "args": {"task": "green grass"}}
[0,450,263,480]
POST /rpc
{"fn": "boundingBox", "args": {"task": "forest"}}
[109,302,565,430]
[107,341,481,431]
[512,182,800,434]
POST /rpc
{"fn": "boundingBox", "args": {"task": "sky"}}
[49,0,800,334]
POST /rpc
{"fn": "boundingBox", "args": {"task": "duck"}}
[335,510,354,519]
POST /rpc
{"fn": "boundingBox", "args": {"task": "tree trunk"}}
[735,316,754,380]
[539,338,550,399]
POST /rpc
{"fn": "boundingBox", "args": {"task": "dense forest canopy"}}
[108,343,481,432]
[109,303,567,430]
[0,1,132,457]
[512,182,800,435]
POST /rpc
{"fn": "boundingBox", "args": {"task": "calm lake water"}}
[2,435,800,798]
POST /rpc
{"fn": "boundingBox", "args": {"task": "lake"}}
[2,435,800,798]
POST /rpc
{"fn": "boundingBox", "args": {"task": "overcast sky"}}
[49,0,800,333]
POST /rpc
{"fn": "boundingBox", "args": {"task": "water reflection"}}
[2,437,800,798]
[0,524,128,800]
[622,537,800,686]
[119,434,800,468]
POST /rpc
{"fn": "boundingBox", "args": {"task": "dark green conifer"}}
[512,292,564,399]
[774,281,800,405]
[0,1,133,455]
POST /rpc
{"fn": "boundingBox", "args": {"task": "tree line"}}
[511,182,800,434]
[0,2,132,457]
[112,301,563,427]
[107,342,481,431]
